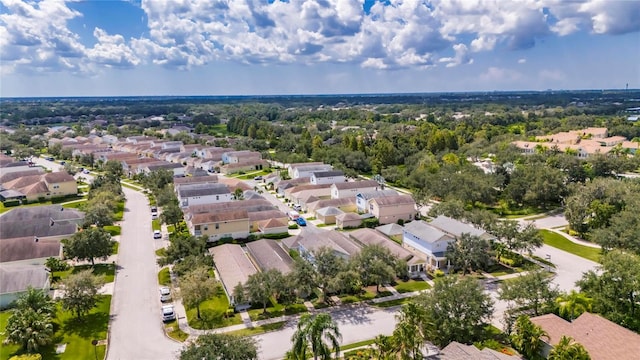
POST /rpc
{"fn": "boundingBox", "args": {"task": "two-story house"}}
[177,183,231,207]
[368,194,417,224]
[402,220,455,270]
[189,210,250,241]
[310,170,345,185]
[355,189,398,213]
[292,164,333,179]
[330,180,379,199]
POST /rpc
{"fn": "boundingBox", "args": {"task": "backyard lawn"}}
[185,287,242,329]
[394,279,431,293]
[0,296,111,360]
[540,230,602,263]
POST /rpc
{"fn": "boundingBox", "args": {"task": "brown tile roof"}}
[245,239,293,274]
[248,210,287,222]
[44,172,75,183]
[174,175,218,185]
[531,313,640,360]
[348,228,414,260]
[258,218,288,229]
[371,194,416,206]
[218,177,252,191]
[0,236,61,263]
[190,210,249,224]
[209,244,257,290]
[0,169,43,184]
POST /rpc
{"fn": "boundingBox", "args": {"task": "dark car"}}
[296,217,307,226]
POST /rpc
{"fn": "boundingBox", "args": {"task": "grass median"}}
[539,230,602,263]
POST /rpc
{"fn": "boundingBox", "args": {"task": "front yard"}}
[540,230,602,263]
[0,295,111,360]
[52,264,116,285]
[394,279,431,293]
[185,287,242,330]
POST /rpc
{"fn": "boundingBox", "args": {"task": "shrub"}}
[363,218,379,228]
[10,355,43,360]
[434,269,445,278]
[2,199,20,207]
[288,224,299,230]
[261,232,290,240]
[397,218,405,226]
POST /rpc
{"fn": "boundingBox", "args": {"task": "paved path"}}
[106,187,182,360]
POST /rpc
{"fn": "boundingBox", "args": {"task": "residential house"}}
[292,164,333,179]
[285,184,332,205]
[276,177,311,197]
[434,341,520,359]
[248,210,289,233]
[0,263,50,309]
[140,162,185,177]
[282,230,361,261]
[208,244,257,308]
[0,206,84,240]
[368,194,417,224]
[403,220,455,270]
[310,170,346,185]
[530,312,640,360]
[315,207,344,225]
[1,171,77,201]
[188,210,250,241]
[375,223,405,238]
[306,197,357,214]
[335,212,364,229]
[173,175,218,188]
[0,236,63,264]
[125,135,157,144]
[221,150,262,164]
[245,239,294,274]
[185,199,276,217]
[177,183,232,207]
[429,216,495,241]
[220,159,269,175]
[256,218,289,235]
[121,158,158,176]
[356,189,399,213]
[349,228,426,277]
[330,180,379,199]
[286,162,324,174]
[0,168,43,185]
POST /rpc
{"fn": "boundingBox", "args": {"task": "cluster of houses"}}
[0,154,77,203]
[512,127,639,158]
[0,205,85,308]
[49,134,268,176]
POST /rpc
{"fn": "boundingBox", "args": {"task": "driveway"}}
[106,187,182,360]
[254,305,397,360]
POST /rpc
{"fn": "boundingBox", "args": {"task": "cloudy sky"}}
[1,0,639,97]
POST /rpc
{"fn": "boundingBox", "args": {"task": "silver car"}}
[162,305,175,322]
[159,287,171,302]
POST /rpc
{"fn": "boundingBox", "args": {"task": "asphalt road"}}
[532,244,599,291]
[106,187,182,360]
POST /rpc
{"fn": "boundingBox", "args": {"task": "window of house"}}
[216,195,219,200]
[204,225,208,231]
[215,224,220,229]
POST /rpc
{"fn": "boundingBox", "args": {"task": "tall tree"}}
[351,244,400,293]
[82,202,114,227]
[555,291,593,321]
[392,302,430,360]
[245,269,284,313]
[313,247,347,302]
[61,270,105,318]
[445,233,492,275]
[548,336,591,360]
[14,287,56,317]
[290,313,342,360]
[180,266,217,320]
[414,276,493,347]
[510,315,548,360]
[62,227,115,266]
[160,200,184,231]
[499,269,560,317]
[179,333,258,360]
[290,257,318,298]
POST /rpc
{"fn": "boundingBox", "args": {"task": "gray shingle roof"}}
[178,183,230,197]
[0,236,61,263]
[430,215,488,238]
[209,244,257,291]
[331,180,379,190]
[245,239,293,274]
[349,228,414,260]
[0,263,49,295]
[312,170,344,178]
[283,230,361,258]
[403,220,453,244]
[0,206,83,240]
[316,207,344,217]
[356,189,398,200]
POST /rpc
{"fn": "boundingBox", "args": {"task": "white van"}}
[288,211,300,220]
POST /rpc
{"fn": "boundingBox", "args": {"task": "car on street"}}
[153,230,162,239]
[296,217,307,226]
[288,210,300,221]
[159,287,171,302]
[82,169,90,174]
[161,305,176,322]
[152,213,158,220]
[60,161,66,165]
[46,157,55,161]
[293,204,302,211]
[254,175,263,181]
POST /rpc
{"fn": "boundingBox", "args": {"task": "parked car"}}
[82,169,90,174]
[159,287,171,302]
[46,157,55,161]
[153,230,162,239]
[296,217,307,226]
[293,204,302,211]
[288,211,300,221]
[152,213,158,220]
[254,175,263,181]
[60,161,66,165]
[162,305,176,322]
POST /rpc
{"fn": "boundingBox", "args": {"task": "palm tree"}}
[291,313,342,360]
[15,287,56,316]
[555,291,592,321]
[4,308,54,352]
[510,315,549,360]
[393,302,430,360]
[373,335,395,360]
[548,336,590,360]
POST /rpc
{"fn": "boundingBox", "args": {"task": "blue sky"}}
[1,0,639,97]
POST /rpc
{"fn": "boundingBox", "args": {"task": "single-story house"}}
[330,180,379,199]
[285,184,332,205]
[0,206,84,240]
[257,218,289,235]
[245,239,294,274]
[349,228,426,277]
[221,150,262,164]
[368,194,417,225]
[315,206,344,225]
[403,220,456,270]
[0,263,51,309]
[310,170,346,185]
[282,230,361,261]
[335,212,364,229]
[141,162,185,177]
[291,164,333,179]
[0,236,63,264]
[375,223,405,237]
[209,244,257,309]
[530,312,640,360]
[188,210,250,241]
[276,177,312,197]
[173,175,218,187]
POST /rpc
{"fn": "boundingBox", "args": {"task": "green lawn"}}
[338,290,376,304]
[152,219,161,231]
[103,225,121,236]
[226,321,286,337]
[185,287,242,329]
[373,297,410,308]
[486,263,517,277]
[166,225,175,233]
[539,230,602,263]
[248,301,307,321]
[155,248,167,257]
[0,296,111,360]
[111,241,119,255]
[113,201,125,221]
[52,264,116,285]
[394,279,431,293]
[158,267,171,286]
[163,320,189,342]
[61,199,87,209]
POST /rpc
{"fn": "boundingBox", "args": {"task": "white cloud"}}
[87,28,140,68]
[518,58,527,64]
[439,43,472,67]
